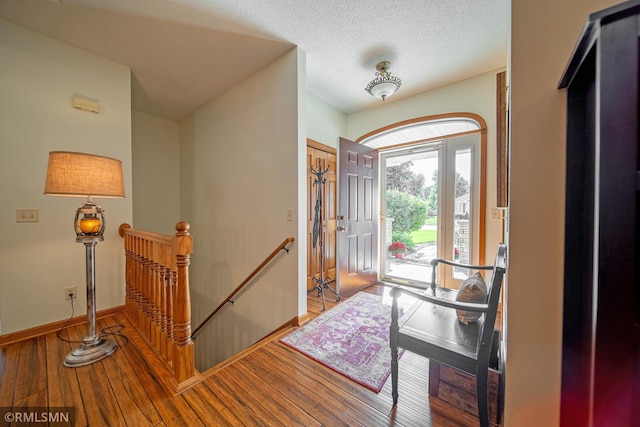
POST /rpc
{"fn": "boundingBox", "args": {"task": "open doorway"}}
[357,114,486,289]
[382,143,440,286]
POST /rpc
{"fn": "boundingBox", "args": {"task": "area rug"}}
[280,291,410,392]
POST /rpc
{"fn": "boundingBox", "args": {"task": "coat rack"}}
[308,162,340,310]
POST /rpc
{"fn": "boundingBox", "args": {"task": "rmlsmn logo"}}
[1,407,75,426]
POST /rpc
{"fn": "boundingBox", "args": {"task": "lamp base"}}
[64,337,118,367]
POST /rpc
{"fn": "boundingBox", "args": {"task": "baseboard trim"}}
[0,305,125,347]
[297,312,311,326]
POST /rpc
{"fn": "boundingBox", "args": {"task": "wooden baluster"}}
[148,241,155,350]
[135,237,144,326]
[127,232,135,320]
[139,237,149,338]
[128,246,135,318]
[120,226,132,318]
[150,241,160,352]
[160,243,171,361]
[172,221,194,383]
[166,268,175,366]
[138,237,146,335]
[154,243,165,356]
[144,239,153,341]
[159,259,168,361]
[124,237,132,317]
[130,239,138,321]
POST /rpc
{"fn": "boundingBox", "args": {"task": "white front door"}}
[337,137,379,296]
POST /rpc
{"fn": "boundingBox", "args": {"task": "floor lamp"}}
[44,151,125,367]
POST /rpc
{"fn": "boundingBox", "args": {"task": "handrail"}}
[191,237,295,339]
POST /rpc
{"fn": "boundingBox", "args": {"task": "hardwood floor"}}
[0,284,480,426]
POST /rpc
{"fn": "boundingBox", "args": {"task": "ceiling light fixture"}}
[365,61,402,101]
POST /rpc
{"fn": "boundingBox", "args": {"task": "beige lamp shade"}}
[44,151,125,198]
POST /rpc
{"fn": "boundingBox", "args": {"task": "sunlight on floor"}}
[379,285,421,308]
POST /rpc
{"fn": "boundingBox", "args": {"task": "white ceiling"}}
[0,0,510,121]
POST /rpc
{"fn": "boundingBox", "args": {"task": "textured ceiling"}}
[0,0,510,121]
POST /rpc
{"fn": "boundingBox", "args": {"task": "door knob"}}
[338,226,347,232]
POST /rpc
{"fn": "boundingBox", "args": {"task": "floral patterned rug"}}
[280,291,410,392]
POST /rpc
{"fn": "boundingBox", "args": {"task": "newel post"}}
[172,221,195,384]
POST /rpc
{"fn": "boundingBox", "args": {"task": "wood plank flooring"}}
[0,284,479,426]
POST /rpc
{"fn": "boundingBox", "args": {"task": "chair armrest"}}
[390,286,489,313]
[429,258,493,289]
[429,258,493,270]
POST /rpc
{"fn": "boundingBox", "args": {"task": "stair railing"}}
[191,237,295,339]
[119,221,199,395]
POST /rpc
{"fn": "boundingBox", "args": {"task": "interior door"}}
[337,137,378,296]
[306,145,337,291]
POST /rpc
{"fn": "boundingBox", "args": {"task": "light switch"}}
[16,208,39,222]
[286,208,293,221]
[491,208,501,220]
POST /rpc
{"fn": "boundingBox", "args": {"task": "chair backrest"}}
[477,243,507,360]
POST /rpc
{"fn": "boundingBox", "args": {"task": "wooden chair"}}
[390,243,507,427]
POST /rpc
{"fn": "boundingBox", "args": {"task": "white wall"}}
[506,1,620,425]
[181,48,304,371]
[307,92,347,148]
[346,69,505,264]
[0,19,133,334]
[296,51,308,318]
[306,71,504,283]
[347,68,503,140]
[131,110,181,234]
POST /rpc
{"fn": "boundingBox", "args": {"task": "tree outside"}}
[385,161,425,197]
[386,162,469,250]
[425,169,469,216]
[386,161,427,250]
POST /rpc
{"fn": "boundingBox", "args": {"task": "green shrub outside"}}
[387,190,427,251]
[391,231,415,250]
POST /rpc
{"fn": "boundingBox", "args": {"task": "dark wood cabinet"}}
[558,1,640,425]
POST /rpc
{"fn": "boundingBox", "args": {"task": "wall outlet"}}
[64,286,77,300]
